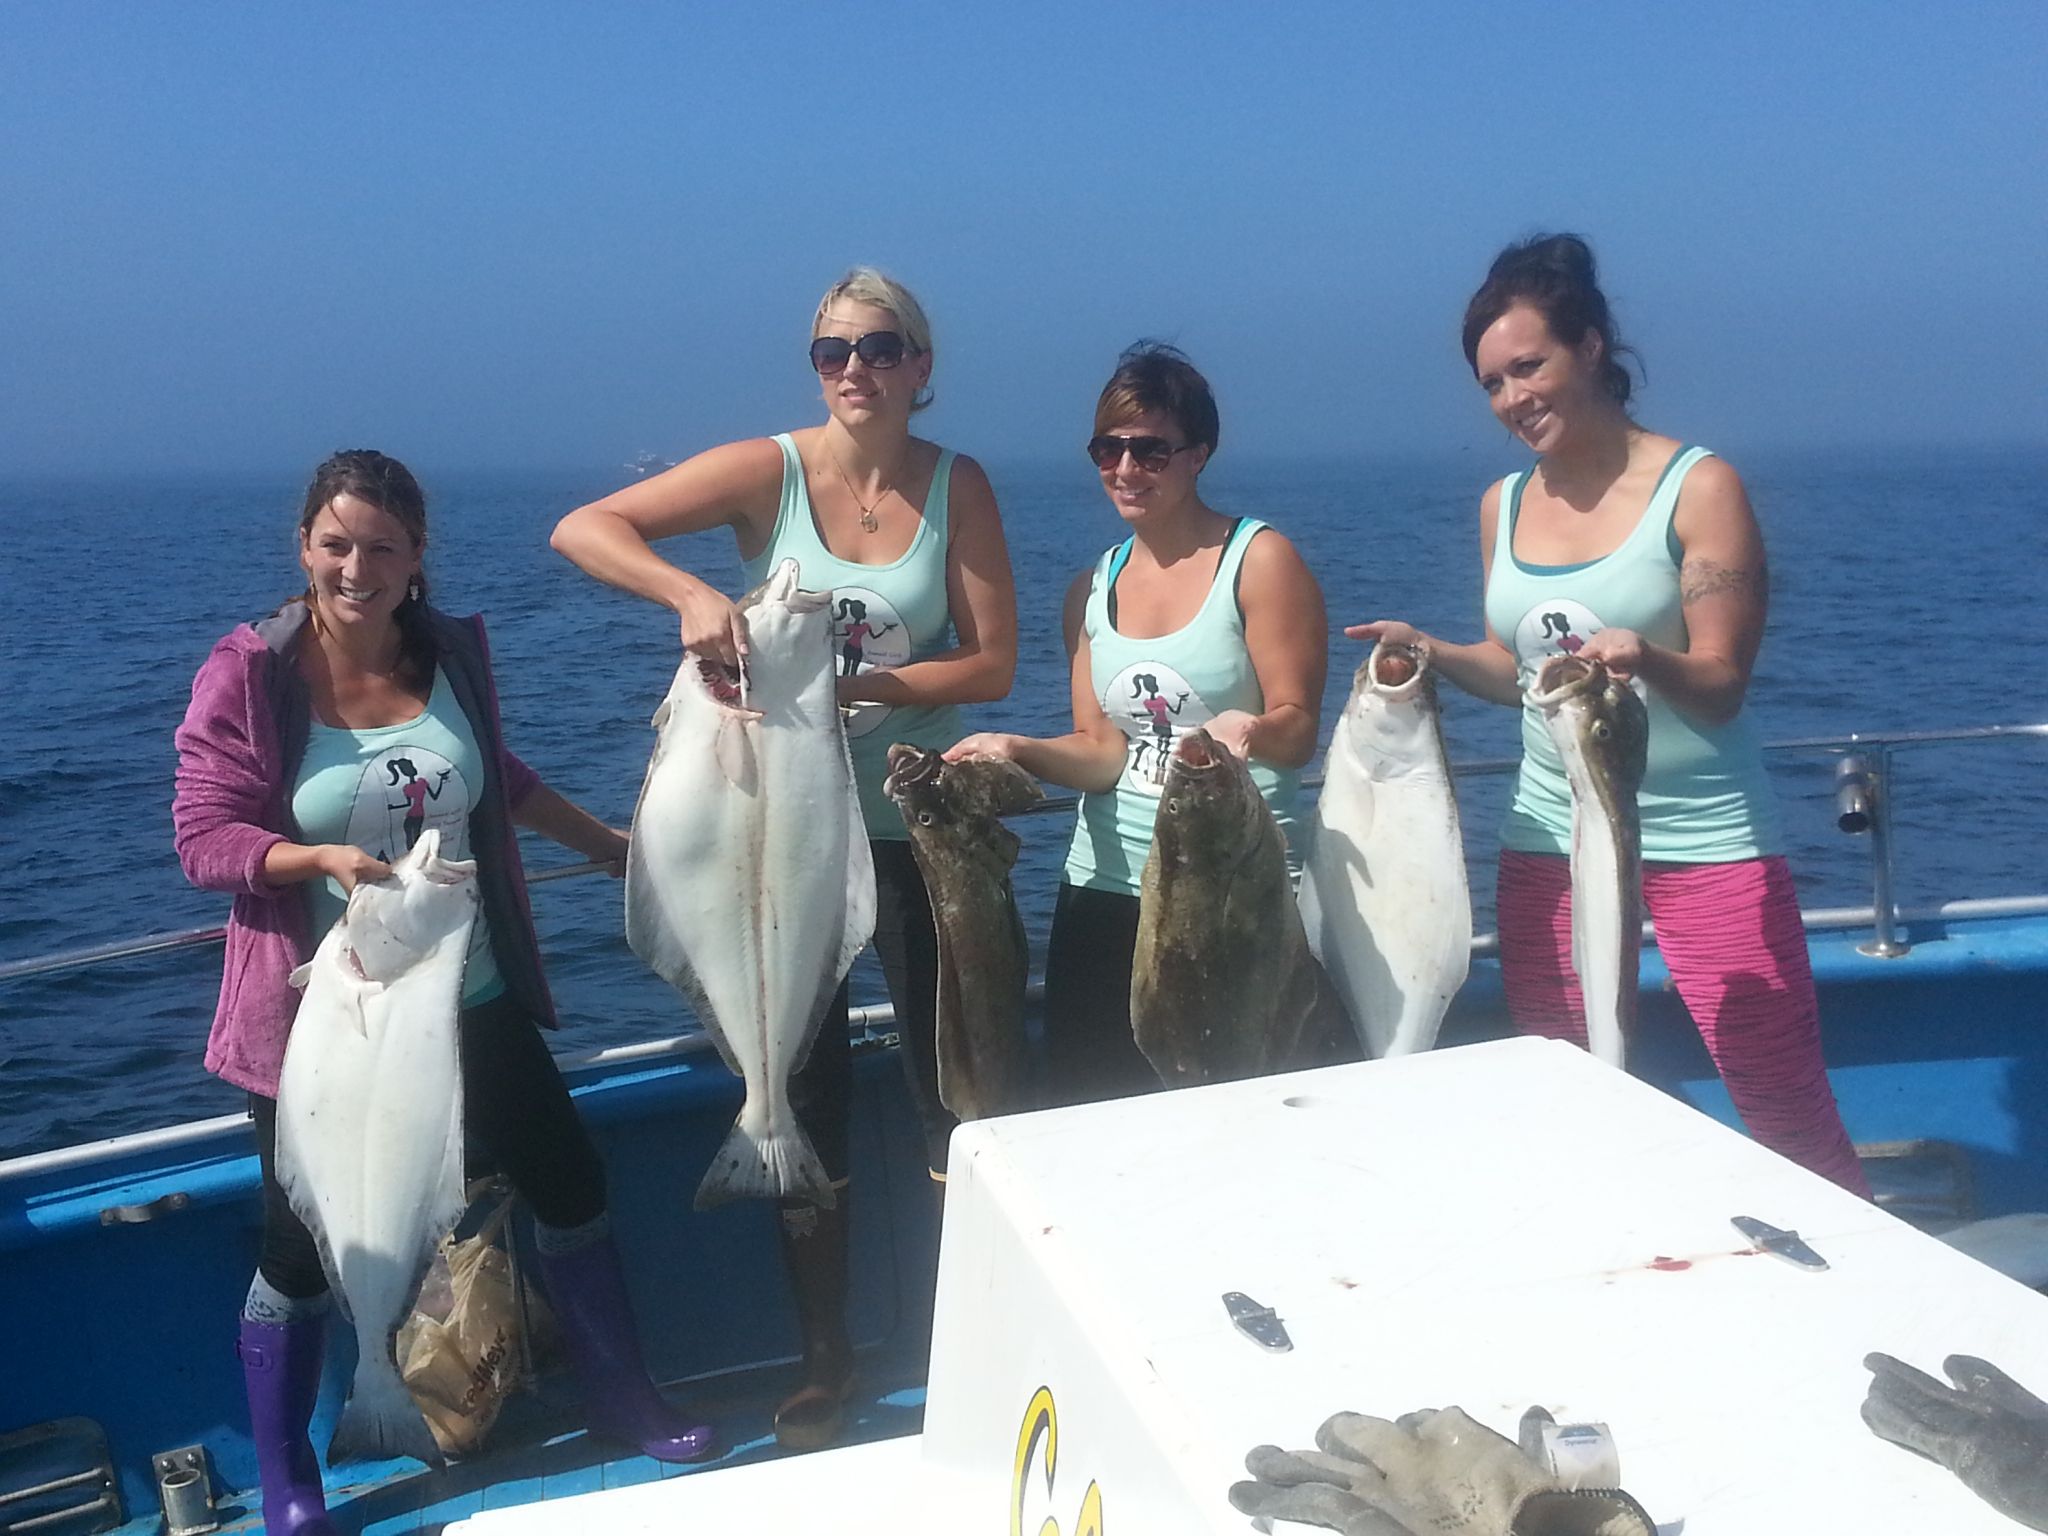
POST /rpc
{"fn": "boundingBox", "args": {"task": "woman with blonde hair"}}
[552,266,1016,1447]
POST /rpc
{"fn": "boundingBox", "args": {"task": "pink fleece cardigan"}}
[173,611,544,1096]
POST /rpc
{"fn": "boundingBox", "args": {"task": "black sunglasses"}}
[1086,434,1198,473]
[809,330,913,375]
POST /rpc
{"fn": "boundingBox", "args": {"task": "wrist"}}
[663,569,712,615]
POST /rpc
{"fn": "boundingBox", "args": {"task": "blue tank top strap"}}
[1211,516,1257,617]
[766,432,807,555]
[1106,536,1135,588]
[1644,444,1711,568]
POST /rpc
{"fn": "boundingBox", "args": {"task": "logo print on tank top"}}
[1513,599,1606,669]
[829,588,912,740]
[1103,661,1213,792]
[340,748,488,970]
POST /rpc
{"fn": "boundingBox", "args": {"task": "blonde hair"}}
[812,265,935,412]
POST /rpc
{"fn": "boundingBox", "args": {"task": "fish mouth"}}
[1173,728,1225,772]
[694,655,762,718]
[1367,640,1427,695]
[883,743,941,798]
[1529,653,1603,709]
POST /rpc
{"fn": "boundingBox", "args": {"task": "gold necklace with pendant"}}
[824,442,904,533]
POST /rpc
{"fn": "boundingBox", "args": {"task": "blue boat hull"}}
[2,911,2043,1532]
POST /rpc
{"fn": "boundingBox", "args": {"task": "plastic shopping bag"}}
[397,1194,552,1457]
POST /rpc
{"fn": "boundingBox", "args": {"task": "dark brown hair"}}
[296,449,435,687]
[1461,233,1640,406]
[1092,340,1220,458]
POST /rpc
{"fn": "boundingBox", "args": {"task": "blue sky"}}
[2,1,2042,475]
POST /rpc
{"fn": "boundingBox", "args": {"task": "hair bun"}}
[1491,232,1597,288]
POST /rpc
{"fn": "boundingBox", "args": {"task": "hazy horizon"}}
[4,2,2043,479]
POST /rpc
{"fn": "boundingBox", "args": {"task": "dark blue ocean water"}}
[5,448,2046,1158]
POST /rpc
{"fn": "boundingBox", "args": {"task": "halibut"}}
[627,559,875,1209]
[1529,654,1648,1069]
[1132,729,1346,1086]
[276,828,477,1466]
[1299,640,1471,1057]
[884,744,1043,1123]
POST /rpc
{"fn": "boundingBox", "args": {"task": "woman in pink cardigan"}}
[174,450,714,1535]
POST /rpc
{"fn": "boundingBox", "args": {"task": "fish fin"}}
[287,961,313,990]
[328,1362,443,1466]
[715,716,756,789]
[841,795,878,962]
[694,1118,835,1211]
[931,922,970,1120]
[651,697,672,731]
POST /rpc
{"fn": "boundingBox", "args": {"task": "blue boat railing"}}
[3,721,2044,1182]
[2,721,2043,994]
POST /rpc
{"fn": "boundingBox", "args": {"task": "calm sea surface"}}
[5,448,2046,1158]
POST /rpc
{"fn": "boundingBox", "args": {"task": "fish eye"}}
[1593,722,1611,739]
[916,810,934,827]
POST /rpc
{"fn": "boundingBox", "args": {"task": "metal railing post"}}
[1837,748,1910,957]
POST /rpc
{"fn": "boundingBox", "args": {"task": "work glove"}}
[1863,1352,2048,1531]
[1228,1406,1656,1536]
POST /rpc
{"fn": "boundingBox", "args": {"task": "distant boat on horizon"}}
[626,450,677,477]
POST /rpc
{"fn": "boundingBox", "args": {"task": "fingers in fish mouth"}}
[1531,653,1599,704]
[694,654,759,713]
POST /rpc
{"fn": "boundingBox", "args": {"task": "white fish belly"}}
[1302,709,1471,1058]
[1568,799,1633,1070]
[275,921,467,1456]
[631,718,866,1070]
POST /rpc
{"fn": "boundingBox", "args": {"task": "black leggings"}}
[788,838,949,1181]
[1040,881,1161,1110]
[251,991,606,1299]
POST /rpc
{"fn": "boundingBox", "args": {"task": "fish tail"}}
[327,1357,441,1467]
[693,1117,836,1211]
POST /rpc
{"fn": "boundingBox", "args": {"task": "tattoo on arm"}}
[1681,557,1768,605]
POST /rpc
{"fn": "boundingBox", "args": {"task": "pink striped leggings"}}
[1497,849,1871,1198]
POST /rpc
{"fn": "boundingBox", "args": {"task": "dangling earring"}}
[408,579,422,603]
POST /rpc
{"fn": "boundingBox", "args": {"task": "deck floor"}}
[193,1371,926,1535]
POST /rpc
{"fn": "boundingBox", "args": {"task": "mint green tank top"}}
[742,433,963,839]
[291,666,503,1004]
[1481,446,1779,863]
[1063,519,1304,896]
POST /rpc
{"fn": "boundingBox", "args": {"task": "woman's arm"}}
[946,569,1126,793]
[173,644,293,893]
[1575,457,1765,726]
[261,841,391,891]
[173,644,396,894]
[838,454,1018,708]
[1343,480,1523,706]
[549,438,785,666]
[512,780,630,873]
[1210,529,1327,768]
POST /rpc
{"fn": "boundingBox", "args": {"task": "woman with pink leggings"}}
[1351,233,1868,1197]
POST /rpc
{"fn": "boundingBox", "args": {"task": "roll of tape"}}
[1539,1420,1621,1489]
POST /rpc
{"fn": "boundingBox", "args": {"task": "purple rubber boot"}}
[238,1316,338,1536]
[537,1236,718,1463]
